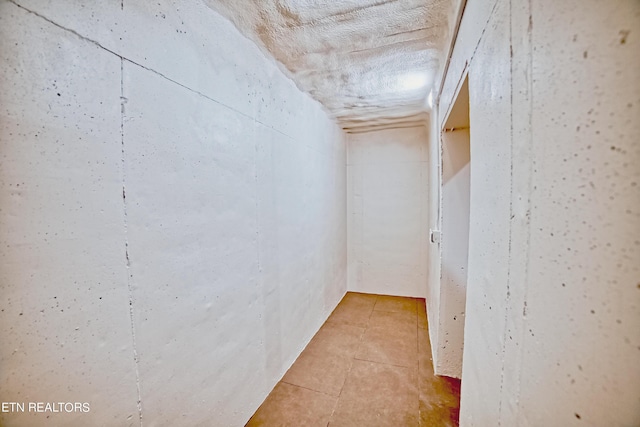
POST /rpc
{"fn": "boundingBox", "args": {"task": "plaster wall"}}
[438,128,470,378]
[426,108,443,370]
[430,0,640,425]
[347,126,429,298]
[0,1,346,426]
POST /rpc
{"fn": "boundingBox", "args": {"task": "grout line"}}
[352,296,418,371]
[352,357,414,370]
[279,381,339,399]
[371,308,419,315]
[327,300,372,423]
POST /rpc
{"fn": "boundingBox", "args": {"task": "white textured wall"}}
[438,128,470,378]
[0,1,346,426]
[431,0,640,425]
[347,127,429,298]
[426,112,442,370]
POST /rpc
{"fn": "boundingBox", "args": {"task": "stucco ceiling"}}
[204,0,457,132]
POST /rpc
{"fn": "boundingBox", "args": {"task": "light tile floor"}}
[246,292,461,426]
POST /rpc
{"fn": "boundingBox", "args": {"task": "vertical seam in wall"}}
[498,0,535,423]
[426,114,439,368]
[497,1,515,424]
[121,58,143,427]
[252,115,264,352]
[515,0,534,417]
[9,1,146,421]
[436,105,445,373]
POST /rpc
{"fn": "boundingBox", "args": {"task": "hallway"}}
[1,0,638,425]
[247,293,461,426]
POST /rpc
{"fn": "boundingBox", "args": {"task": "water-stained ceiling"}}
[205,0,457,132]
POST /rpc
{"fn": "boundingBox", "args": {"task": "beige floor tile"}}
[282,350,353,396]
[326,293,376,328]
[246,382,337,427]
[418,327,434,375]
[355,309,418,367]
[305,322,365,357]
[419,398,461,427]
[355,323,418,367]
[326,305,372,328]
[281,321,364,395]
[247,293,460,427]
[419,374,461,427]
[374,295,418,314]
[341,292,379,307]
[416,325,461,425]
[368,309,418,334]
[329,359,419,427]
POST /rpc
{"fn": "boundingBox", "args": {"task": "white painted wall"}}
[438,128,470,378]
[0,1,346,426]
[426,111,443,370]
[430,0,640,425]
[347,127,429,298]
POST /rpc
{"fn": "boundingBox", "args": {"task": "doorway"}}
[438,75,470,378]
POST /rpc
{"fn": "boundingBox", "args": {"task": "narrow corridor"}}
[247,293,461,426]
